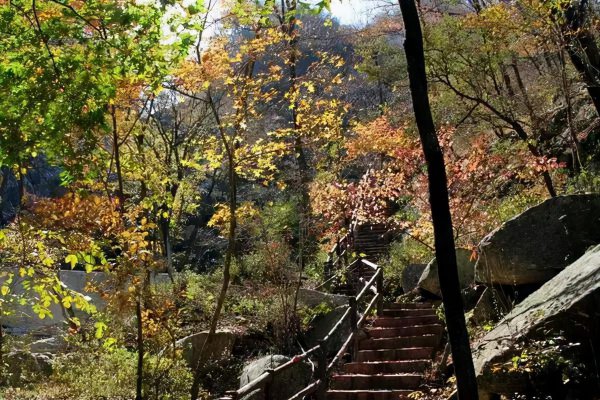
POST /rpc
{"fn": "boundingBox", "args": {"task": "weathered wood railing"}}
[322,230,352,284]
[220,258,383,400]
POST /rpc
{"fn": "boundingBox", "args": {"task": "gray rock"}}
[5,351,53,386]
[401,264,426,293]
[470,287,510,325]
[239,354,312,399]
[418,249,476,297]
[29,336,66,354]
[2,270,108,332]
[304,305,350,355]
[297,288,349,308]
[473,244,600,396]
[176,330,236,367]
[2,271,171,334]
[475,194,600,285]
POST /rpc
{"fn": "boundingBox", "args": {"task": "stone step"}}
[342,360,431,374]
[358,335,441,350]
[355,250,387,255]
[356,347,434,362]
[356,229,388,235]
[330,374,422,390]
[354,245,387,250]
[381,308,436,317]
[372,315,440,328]
[327,390,413,400]
[366,324,444,338]
[385,303,435,309]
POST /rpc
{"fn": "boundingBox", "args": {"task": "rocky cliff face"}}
[475,194,600,286]
[473,245,600,398]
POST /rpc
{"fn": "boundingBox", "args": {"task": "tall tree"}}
[398,0,479,398]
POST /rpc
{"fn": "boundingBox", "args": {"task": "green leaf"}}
[103,337,117,351]
[65,254,78,269]
[94,321,107,339]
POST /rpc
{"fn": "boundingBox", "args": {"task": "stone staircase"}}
[331,223,392,296]
[353,223,391,262]
[327,303,443,400]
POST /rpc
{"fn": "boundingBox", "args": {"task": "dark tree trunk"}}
[136,296,144,400]
[280,1,312,326]
[111,105,125,211]
[562,0,600,116]
[0,322,4,385]
[398,0,479,399]
[190,91,238,400]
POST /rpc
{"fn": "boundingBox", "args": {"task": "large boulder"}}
[2,271,170,334]
[418,249,475,297]
[304,305,350,355]
[5,351,53,386]
[401,264,427,293]
[239,354,312,399]
[475,194,600,286]
[176,330,236,367]
[296,288,349,309]
[469,287,510,325]
[473,245,600,397]
[29,336,67,354]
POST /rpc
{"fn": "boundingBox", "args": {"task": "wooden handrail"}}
[361,259,379,271]
[287,380,322,400]
[355,268,380,302]
[314,259,360,291]
[222,258,383,400]
[323,307,351,343]
[328,331,355,370]
[357,293,379,327]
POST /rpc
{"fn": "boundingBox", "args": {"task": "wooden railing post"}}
[376,269,384,316]
[349,296,358,361]
[324,258,333,282]
[315,340,328,400]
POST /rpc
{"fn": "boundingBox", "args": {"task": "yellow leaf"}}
[65,254,78,269]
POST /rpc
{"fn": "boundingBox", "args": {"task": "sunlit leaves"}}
[65,254,78,269]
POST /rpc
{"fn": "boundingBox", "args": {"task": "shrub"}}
[381,236,433,299]
[51,345,192,400]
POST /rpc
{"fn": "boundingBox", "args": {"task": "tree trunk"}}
[159,212,175,282]
[398,1,479,399]
[136,295,144,400]
[0,322,4,385]
[111,105,125,210]
[190,93,237,400]
[561,0,600,116]
[281,1,311,324]
[189,164,236,400]
[0,166,9,224]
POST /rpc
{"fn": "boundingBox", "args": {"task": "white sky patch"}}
[328,0,392,26]
[156,0,391,50]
